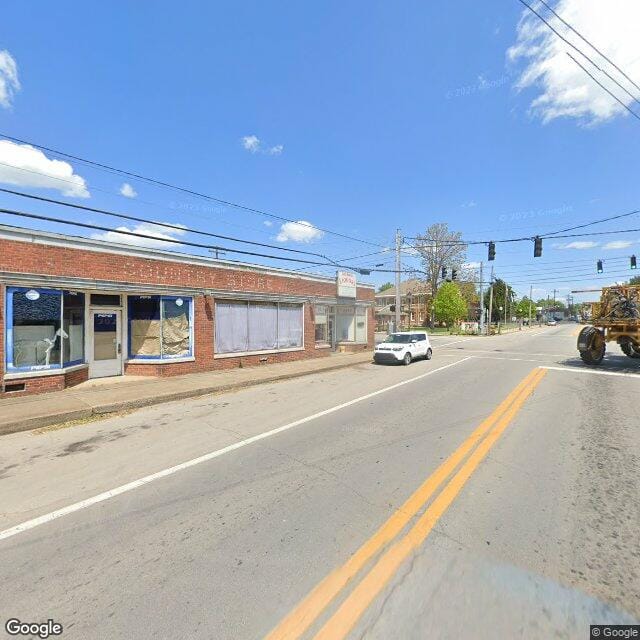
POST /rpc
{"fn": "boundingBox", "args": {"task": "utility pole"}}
[488,266,494,335]
[479,261,485,336]
[528,284,533,327]
[504,281,508,325]
[395,229,402,332]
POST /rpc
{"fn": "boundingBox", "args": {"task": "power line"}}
[517,0,640,110]
[0,132,385,248]
[0,209,370,271]
[0,187,345,261]
[566,52,640,123]
[535,0,640,95]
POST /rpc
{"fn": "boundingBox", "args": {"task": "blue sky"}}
[1,0,639,302]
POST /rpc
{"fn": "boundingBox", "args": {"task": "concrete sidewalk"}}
[0,352,373,436]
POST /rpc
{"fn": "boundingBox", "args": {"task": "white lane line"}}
[542,365,640,379]
[436,339,471,348]
[471,355,552,363]
[0,356,474,542]
[440,348,569,358]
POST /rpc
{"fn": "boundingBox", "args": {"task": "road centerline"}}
[311,368,547,640]
[265,368,544,640]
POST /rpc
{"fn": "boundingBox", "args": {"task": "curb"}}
[0,356,374,436]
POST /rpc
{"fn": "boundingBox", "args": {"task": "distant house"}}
[375,279,431,331]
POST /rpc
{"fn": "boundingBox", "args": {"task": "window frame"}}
[214,300,305,357]
[335,304,369,344]
[5,286,87,373]
[127,295,194,361]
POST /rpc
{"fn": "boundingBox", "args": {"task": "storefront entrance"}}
[89,310,123,378]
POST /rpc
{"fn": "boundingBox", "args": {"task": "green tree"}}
[514,297,533,319]
[377,282,394,292]
[433,282,468,327]
[629,275,640,285]
[483,278,515,322]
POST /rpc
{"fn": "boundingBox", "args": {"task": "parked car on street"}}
[373,331,432,365]
[546,319,557,326]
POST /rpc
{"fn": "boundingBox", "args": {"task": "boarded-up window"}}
[128,296,192,359]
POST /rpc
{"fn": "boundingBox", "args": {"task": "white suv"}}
[374,331,432,365]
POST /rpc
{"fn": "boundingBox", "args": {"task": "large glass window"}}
[278,303,304,349]
[128,296,192,359]
[215,301,304,354]
[6,287,86,371]
[337,305,355,342]
[314,305,328,343]
[63,291,85,365]
[335,305,368,344]
[355,306,367,344]
[248,302,278,351]
[162,298,191,357]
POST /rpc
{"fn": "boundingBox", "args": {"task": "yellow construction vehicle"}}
[577,284,640,364]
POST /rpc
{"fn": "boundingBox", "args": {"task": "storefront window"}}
[6,287,86,371]
[63,291,85,365]
[278,303,304,348]
[355,307,367,344]
[162,298,191,357]
[248,302,278,351]
[128,296,192,359]
[215,301,304,354]
[337,306,356,342]
[335,305,368,344]
[314,305,328,343]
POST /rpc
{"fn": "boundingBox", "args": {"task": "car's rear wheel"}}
[403,352,412,366]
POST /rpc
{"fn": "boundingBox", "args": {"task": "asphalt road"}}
[1,325,639,639]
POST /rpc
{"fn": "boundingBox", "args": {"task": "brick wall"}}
[0,237,374,396]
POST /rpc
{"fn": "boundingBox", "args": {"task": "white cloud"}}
[119,182,137,198]
[263,220,273,227]
[241,134,284,156]
[603,240,633,250]
[91,221,187,249]
[241,135,261,153]
[508,0,640,124]
[461,200,477,208]
[276,220,324,243]
[0,139,90,197]
[557,240,599,249]
[0,50,20,108]
[462,261,481,269]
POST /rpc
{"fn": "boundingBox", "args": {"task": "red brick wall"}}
[0,237,374,395]
[0,237,374,301]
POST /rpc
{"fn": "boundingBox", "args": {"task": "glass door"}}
[89,310,122,378]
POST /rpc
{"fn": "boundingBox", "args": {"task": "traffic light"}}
[441,266,447,279]
[534,236,542,258]
[632,255,637,270]
[597,260,603,274]
[488,242,496,261]
[451,268,458,280]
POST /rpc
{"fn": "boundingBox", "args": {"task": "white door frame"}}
[89,308,123,378]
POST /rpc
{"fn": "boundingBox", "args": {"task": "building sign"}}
[337,271,357,298]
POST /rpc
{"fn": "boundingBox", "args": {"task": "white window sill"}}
[4,363,89,380]
[214,346,304,359]
[315,343,332,349]
[126,357,195,365]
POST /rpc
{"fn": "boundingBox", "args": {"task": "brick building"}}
[0,225,374,397]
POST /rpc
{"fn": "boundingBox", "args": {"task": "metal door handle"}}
[117,343,121,355]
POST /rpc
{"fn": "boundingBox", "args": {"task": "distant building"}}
[374,279,431,331]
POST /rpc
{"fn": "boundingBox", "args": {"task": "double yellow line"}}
[266,367,546,640]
